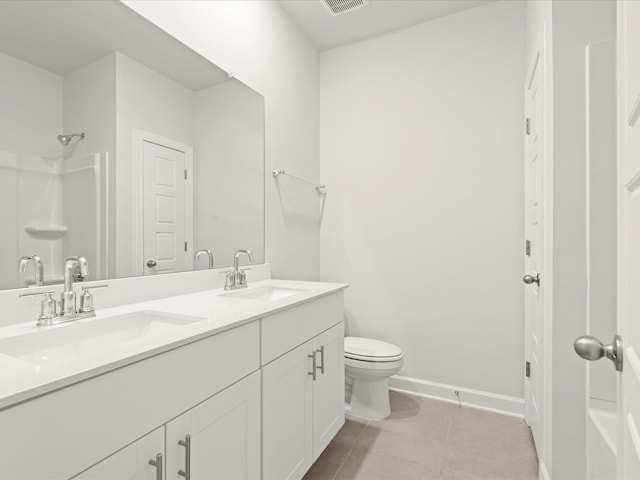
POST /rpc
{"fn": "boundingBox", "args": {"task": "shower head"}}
[57,132,85,146]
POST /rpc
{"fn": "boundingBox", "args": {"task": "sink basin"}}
[0,310,204,367]
[221,285,306,302]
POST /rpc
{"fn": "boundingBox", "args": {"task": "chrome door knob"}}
[523,273,540,286]
[146,260,157,268]
[574,335,623,372]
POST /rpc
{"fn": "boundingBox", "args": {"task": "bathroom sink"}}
[0,310,204,367]
[221,285,306,302]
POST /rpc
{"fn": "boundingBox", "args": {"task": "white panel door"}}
[262,341,314,480]
[312,323,345,461]
[523,48,545,454]
[617,2,640,477]
[143,140,186,275]
[165,371,261,480]
[72,427,164,480]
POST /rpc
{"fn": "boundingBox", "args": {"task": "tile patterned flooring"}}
[303,391,538,480]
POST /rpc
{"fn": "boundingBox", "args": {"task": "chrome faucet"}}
[194,249,214,269]
[19,255,107,326]
[18,255,44,286]
[61,257,89,315]
[225,250,254,290]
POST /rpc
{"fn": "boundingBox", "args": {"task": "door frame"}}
[132,129,194,276]
[524,24,554,480]
[616,1,640,476]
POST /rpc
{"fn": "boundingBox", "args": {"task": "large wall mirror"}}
[0,0,265,290]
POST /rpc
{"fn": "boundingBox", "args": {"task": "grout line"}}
[331,420,369,480]
[354,419,370,443]
[438,419,453,478]
[331,443,356,480]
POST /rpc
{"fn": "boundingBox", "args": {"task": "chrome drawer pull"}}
[148,453,163,480]
[178,434,191,479]
[308,351,317,381]
[317,346,325,374]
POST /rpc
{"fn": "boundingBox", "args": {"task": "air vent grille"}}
[322,0,368,16]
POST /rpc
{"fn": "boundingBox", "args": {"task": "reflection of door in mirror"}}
[142,140,192,275]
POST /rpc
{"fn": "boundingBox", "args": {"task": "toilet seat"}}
[344,337,403,363]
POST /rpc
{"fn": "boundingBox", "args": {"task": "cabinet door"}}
[262,342,314,480]
[312,323,345,460]
[165,371,261,480]
[72,427,164,480]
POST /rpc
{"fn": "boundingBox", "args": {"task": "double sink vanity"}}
[0,272,347,480]
[0,1,341,478]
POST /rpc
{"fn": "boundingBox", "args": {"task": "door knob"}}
[574,335,623,372]
[523,273,540,286]
[147,260,157,268]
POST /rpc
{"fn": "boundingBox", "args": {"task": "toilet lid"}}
[344,337,403,361]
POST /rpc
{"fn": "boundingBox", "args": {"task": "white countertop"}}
[0,279,347,410]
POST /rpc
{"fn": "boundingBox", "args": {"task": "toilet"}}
[344,337,404,420]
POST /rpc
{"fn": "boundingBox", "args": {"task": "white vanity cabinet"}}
[261,292,345,480]
[164,371,261,480]
[73,371,261,480]
[73,427,165,480]
[311,324,345,459]
[0,322,260,480]
[263,342,315,480]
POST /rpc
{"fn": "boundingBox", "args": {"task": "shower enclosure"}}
[0,149,109,289]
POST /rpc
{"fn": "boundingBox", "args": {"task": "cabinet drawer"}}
[261,292,344,365]
[0,321,259,480]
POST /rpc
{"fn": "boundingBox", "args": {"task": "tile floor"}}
[303,391,538,480]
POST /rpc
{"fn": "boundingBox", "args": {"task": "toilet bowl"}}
[344,337,403,420]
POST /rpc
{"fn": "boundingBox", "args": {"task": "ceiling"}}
[278,0,495,50]
[0,0,228,90]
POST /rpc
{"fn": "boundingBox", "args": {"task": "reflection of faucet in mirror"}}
[65,256,88,282]
[225,250,254,290]
[194,249,214,269]
[18,255,44,287]
[61,257,89,315]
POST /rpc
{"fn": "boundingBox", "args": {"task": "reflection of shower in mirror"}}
[57,133,85,146]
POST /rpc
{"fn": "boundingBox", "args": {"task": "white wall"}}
[122,0,320,280]
[63,53,117,161]
[320,1,525,403]
[63,53,117,281]
[194,80,265,268]
[0,52,63,288]
[0,52,62,159]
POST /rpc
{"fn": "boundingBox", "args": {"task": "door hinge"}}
[525,361,531,378]
[184,241,188,252]
[525,240,531,256]
[525,118,531,135]
[184,169,187,180]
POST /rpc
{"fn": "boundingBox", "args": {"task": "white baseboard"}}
[389,374,525,418]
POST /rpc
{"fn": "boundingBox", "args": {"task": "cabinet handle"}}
[317,346,325,374]
[178,434,191,479]
[148,453,163,480]
[308,351,317,381]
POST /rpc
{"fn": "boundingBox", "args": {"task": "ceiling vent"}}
[322,0,369,16]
